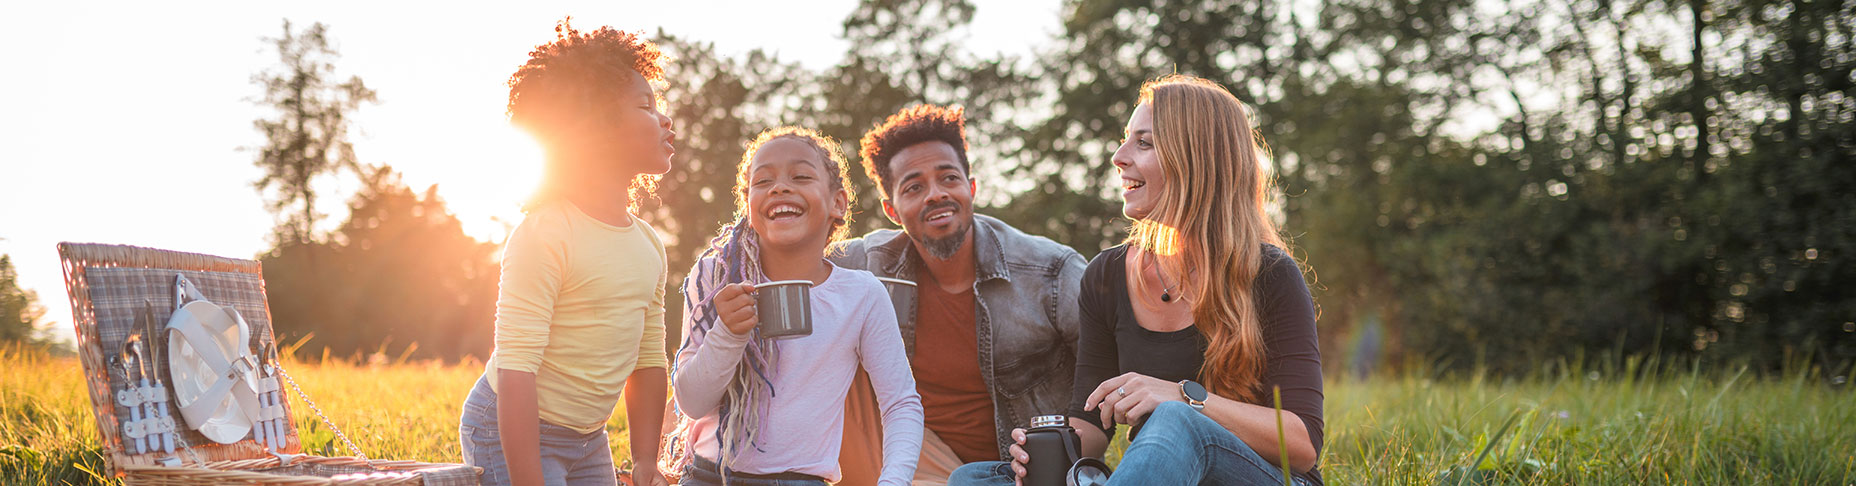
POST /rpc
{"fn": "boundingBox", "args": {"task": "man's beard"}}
[913,201,970,260]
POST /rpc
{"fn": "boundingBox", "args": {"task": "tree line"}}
[238,0,1853,375]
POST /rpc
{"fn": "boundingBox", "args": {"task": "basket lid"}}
[58,243,302,475]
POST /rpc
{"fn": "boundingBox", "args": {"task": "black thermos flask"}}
[1022,414,1081,486]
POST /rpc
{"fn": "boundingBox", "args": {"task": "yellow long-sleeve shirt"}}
[485,201,668,434]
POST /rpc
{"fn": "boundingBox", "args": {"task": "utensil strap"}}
[173,274,207,310]
[173,355,261,430]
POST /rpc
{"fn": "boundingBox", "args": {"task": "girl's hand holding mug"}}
[714,283,758,335]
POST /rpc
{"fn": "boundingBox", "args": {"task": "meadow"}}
[2,344,1850,485]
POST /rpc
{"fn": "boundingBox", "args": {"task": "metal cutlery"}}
[118,331,147,454]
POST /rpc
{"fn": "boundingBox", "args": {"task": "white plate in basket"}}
[166,300,259,444]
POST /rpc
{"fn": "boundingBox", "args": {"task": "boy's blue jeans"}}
[947,402,1312,486]
[459,374,617,486]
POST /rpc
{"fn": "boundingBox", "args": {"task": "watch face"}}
[1183,380,1208,401]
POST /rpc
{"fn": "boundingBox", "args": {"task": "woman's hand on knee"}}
[1085,372,1184,426]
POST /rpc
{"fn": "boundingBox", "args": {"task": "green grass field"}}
[3,344,1850,485]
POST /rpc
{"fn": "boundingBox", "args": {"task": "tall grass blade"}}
[1450,410,1523,486]
[1275,385,1292,486]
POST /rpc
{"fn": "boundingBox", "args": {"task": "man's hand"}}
[1005,427,1030,486]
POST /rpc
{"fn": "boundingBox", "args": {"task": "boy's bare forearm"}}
[496,369,545,486]
[625,367,669,467]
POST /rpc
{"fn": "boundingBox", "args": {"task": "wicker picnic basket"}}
[59,242,481,485]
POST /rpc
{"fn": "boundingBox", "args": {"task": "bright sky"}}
[0,0,1062,347]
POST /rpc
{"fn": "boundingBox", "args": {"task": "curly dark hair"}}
[858,104,970,199]
[506,18,664,131]
[506,17,666,213]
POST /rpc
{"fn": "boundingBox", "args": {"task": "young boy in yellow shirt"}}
[459,19,679,486]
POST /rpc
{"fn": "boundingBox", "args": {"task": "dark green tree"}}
[988,0,1856,373]
[999,1,1320,258]
[825,0,1042,236]
[1685,0,1855,368]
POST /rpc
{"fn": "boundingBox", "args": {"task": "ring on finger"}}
[1118,387,1127,397]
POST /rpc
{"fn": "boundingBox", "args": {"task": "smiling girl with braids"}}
[671,127,923,486]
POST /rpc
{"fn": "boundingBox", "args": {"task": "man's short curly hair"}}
[506,17,664,135]
[858,104,970,199]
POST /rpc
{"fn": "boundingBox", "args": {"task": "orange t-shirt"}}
[838,368,884,485]
[911,274,998,463]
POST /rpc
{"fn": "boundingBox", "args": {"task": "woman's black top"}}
[1065,244,1324,485]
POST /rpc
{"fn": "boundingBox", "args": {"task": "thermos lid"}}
[1031,414,1067,428]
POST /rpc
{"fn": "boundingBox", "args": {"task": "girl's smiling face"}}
[745,137,849,252]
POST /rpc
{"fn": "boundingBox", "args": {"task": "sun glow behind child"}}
[440,125,547,245]
[0,0,1061,349]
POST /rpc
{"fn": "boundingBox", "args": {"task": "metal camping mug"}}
[874,277,916,326]
[754,280,814,338]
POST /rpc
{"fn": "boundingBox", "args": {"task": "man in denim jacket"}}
[831,105,1086,484]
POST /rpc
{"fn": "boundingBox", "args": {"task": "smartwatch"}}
[1179,380,1208,411]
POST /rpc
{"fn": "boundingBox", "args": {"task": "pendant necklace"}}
[1146,255,1181,303]
[1160,275,1179,303]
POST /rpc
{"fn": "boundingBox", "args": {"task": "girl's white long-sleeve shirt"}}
[673,261,923,485]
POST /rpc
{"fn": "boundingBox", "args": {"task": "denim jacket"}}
[829,214,1087,460]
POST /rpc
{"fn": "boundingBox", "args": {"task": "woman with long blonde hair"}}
[951,75,1324,485]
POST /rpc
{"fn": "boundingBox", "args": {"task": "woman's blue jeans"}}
[947,402,1311,486]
